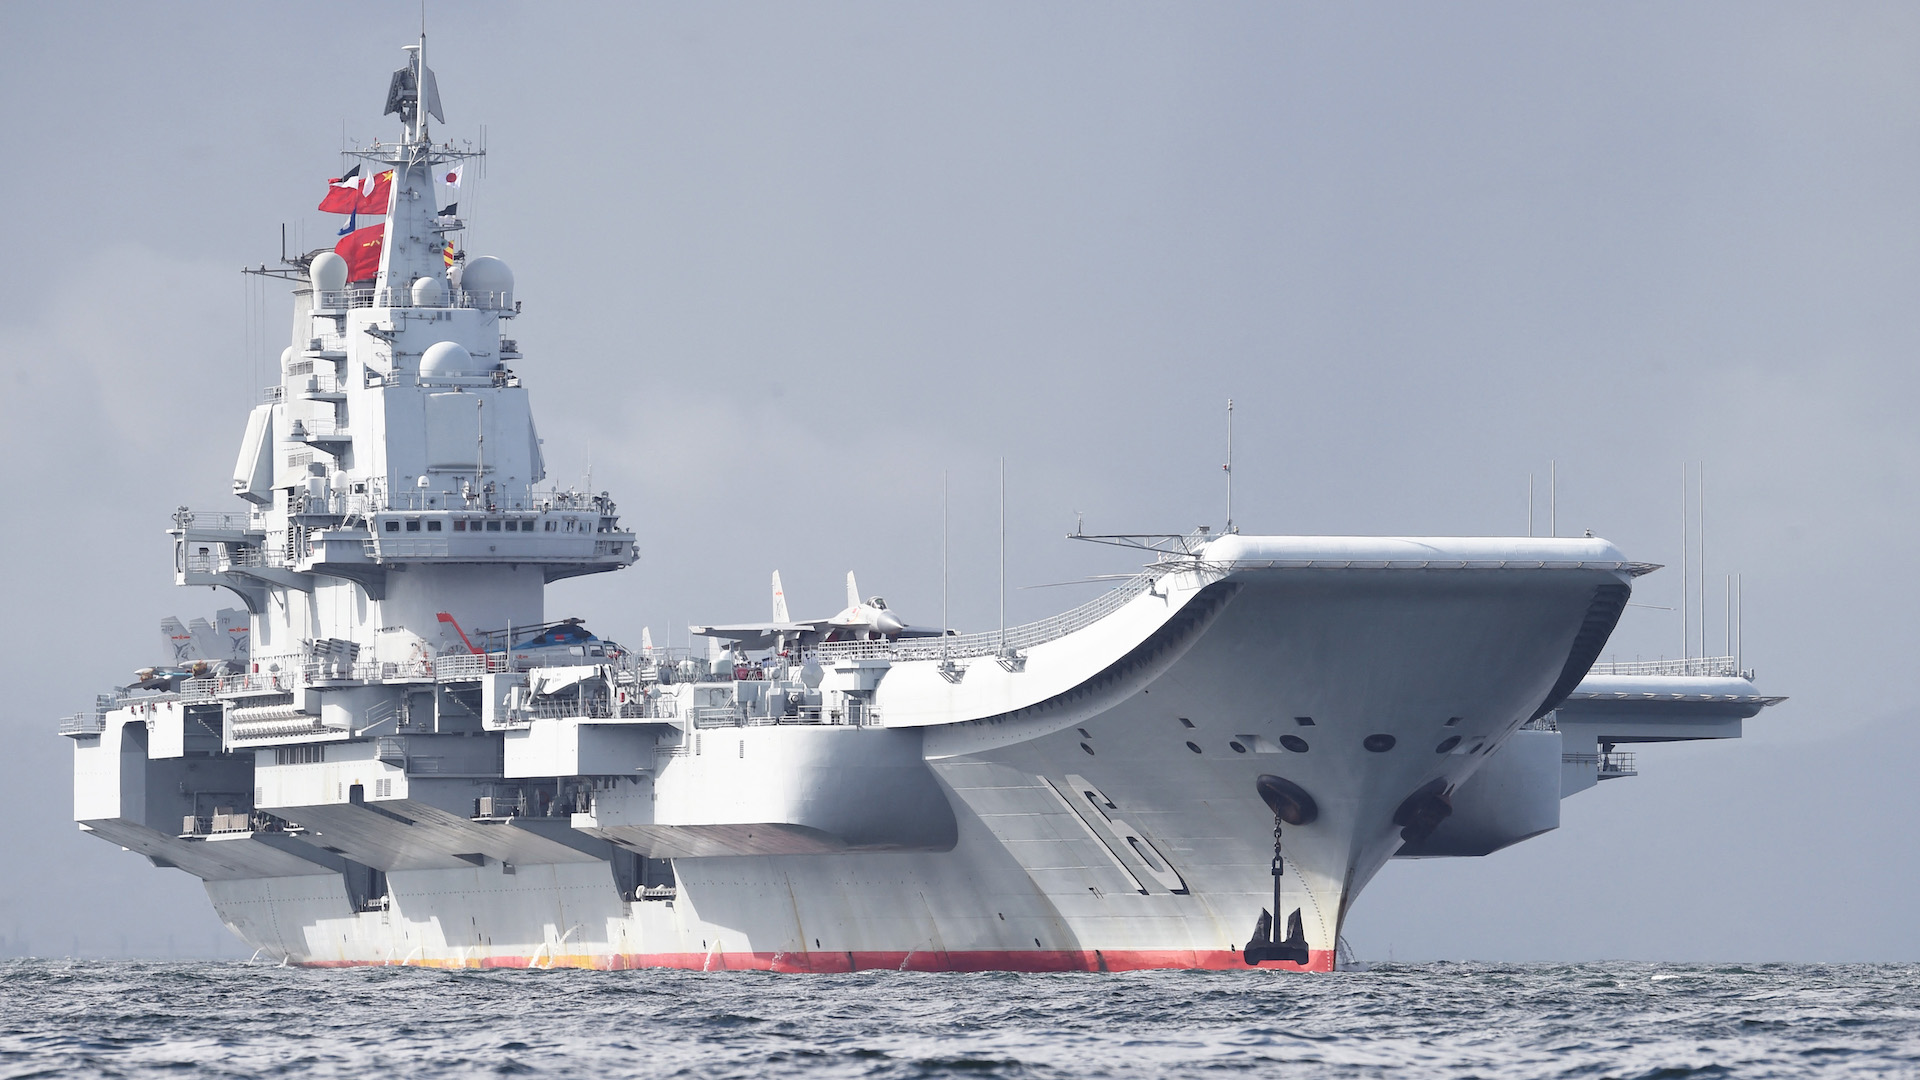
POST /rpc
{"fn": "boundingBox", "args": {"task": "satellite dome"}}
[420,340,476,378]
[411,276,447,307]
[309,251,348,294]
[460,256,513,308]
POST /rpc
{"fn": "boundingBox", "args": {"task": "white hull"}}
[180,546,1626,972]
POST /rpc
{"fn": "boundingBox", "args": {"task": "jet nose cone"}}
[876,613,905,634]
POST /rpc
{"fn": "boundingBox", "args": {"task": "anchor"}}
[1243,774,1316,966]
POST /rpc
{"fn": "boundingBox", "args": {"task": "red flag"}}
[355,170,394,215]
[318,166,363,214]
[334,224,384,283]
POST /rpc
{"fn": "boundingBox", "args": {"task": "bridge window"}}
[486,520,502,532]
[384,521,399,533]
[405,519,421,532]
[1178,717,1194,729]
[453,520,467,531]
[427,520,442,532]
[1293,716,1315,726]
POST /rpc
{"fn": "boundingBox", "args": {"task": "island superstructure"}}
[62,42,1783,971]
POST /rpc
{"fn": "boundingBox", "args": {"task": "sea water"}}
[0,959,1914,1078]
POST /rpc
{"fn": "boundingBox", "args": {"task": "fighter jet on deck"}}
[134,610,249,689]
[692,571,950,652]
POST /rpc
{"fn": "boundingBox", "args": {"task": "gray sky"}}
[1,2,1913,961]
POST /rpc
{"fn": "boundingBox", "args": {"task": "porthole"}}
[1435,735,1461,754]
[1080,742,1095,756]
[1364,734,1397,753]
[1279,735,1309,753]
[1186,741,1202,754]
[1179,717,1195,729]
[1229,741,1247,754]
[1294,716,1316,727]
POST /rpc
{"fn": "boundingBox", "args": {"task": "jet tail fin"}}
[188,618,221,662]
[705,633,725,668]
[160,617,196,663]
[772,571,790,623]
[846,571,860,611]
[641,627,654,657]
[215,608,249,663]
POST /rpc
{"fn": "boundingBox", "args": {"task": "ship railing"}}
[182,671,295,697]
[1564,751,1638,777]
[367,538,450,558]
[434,653,505,680]
[304,659,431,684]
[174,508,259,534]
[1600,752,1637,777]
[688,703,878,729]
[433,651,654,683]
[289,417,345,438]
[516,697,671,722]
[57,713,105,736]
[381,493,539,512]
[183,545,285,576]
[271,372,342,398]
[349,486,606,516]
[1586,656,1748,679]
[314,287,515,312]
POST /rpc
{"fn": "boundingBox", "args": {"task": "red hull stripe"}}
[304,947,1336,973]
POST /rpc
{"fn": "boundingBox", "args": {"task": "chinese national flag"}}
[334,224,384,283]
[355,170,395,215]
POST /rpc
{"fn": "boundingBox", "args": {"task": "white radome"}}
[308,250,348,293]
[459,255,512,308]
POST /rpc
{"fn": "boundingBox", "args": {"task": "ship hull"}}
[201,551,1624,973]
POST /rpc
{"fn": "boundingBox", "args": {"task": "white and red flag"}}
[317,165,363,214]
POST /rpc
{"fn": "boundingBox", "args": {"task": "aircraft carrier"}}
[63,41,1784,971]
